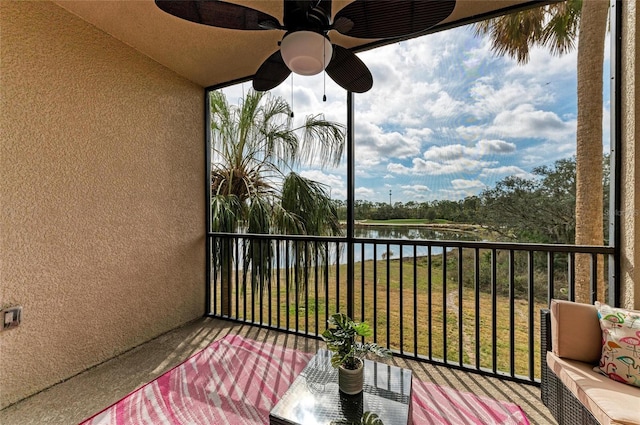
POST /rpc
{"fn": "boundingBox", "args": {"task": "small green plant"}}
[322,313,391,369]
[331,411,384,425]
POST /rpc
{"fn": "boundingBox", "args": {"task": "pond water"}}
[354,225,479,241]
[218,225,482,268]
[342,225,480,264]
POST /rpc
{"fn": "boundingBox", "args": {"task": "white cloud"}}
[467,81,552,119]
[389,157,496,176]
[356,80,442,128]
[518,139,576,164]
[479,166,533,179]
[355,122,425,168]
[421,139,515,163]
[387,163,412,174]
[426,92,467,118]
[450,179,485,189]
[423,144,469,161]
[405,128,434,140]
[477,139,516,154]
[506,44,577,82]
[355,187,375,198]
[400,184,431,192]
[457,104,575,143]
[385,136,517,177]
[520,154,544,165]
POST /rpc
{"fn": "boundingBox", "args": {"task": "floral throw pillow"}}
[594,302,640,388]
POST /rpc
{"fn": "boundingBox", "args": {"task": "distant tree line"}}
[335,155,609,245]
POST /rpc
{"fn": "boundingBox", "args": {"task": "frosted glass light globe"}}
[280,31,333,76]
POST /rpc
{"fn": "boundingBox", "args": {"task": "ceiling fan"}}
[155,0,456,93]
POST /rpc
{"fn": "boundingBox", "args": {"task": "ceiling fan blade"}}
[155,0,281,31]
[334,0,456,39]
[325,45,372,93]
[253,51,292,91]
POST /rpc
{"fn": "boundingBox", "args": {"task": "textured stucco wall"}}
[619,1,639,310]
[0,2,205,408]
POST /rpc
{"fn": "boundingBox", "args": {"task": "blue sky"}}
[220,22,610,204]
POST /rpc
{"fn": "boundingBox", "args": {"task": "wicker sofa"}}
[541,300,640,425]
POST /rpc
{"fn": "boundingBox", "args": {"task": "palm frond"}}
[296,115,345,168]
[472,2,581,64]
[281,172,342,236]
[541,0,581,57]
[211,194,241,232]
[246,196,274,293]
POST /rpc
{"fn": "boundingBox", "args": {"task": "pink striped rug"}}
[79,335,529,425]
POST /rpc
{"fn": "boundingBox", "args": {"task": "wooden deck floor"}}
[0,317,557,425]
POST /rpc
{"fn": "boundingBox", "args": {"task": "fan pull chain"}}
[323,38,327,102]
[290,75,294,118]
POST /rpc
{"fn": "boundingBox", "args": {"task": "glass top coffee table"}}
[269,349,412,425]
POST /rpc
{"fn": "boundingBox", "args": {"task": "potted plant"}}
[321,313,391,395]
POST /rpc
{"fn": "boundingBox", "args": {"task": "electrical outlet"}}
[1,306,22,331]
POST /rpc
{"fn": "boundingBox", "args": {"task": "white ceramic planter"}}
[338,361,364,394]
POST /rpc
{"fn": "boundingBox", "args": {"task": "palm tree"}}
[209,89,345,315]
[474,0,609,303]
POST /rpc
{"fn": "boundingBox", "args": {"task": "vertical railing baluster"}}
[276,239,281,329]
[458,246,463,367]
[361,242,365,325]
[295,241,299,333]
[474,247,480,370]
[243,238,248,321]
[528,250,535,382]
[259,238,264,325]
[252,239,256,323]
[590,253,598,303]
[304,241,309,335]
[413,245,418,358]
[212,236,217,315]
[548,252,555,304]
[268,239,272,327]
[373,243,378,344]
[509,250,515,377]
[491,248,497,374]
[428,245,433,360]
[568,252,575,301]
[336,242,340,314]
[443,247,448,364]
[386,243,391,349]
[286,240,290,330]
[399,247,404,355]
[314,241,319,336]
[324,242,329,330]
[323,242,330,329]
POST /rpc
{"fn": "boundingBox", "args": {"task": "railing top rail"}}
[208,232,614,254]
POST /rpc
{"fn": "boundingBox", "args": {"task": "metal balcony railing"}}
[207,232,614,385]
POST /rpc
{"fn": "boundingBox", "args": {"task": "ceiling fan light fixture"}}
[280,31,332,76]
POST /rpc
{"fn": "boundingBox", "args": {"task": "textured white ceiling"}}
[55,0,549,88]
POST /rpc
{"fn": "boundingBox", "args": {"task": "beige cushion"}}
[550,299,602,363]
[547,352,640,425]
[594,302,640,388]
